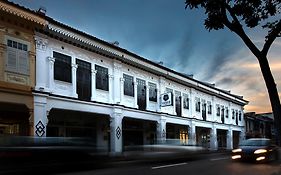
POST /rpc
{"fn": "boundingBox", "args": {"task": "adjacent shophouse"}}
[2,1,248,153]
[0,1,46,136]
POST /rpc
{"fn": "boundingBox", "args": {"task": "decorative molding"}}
[35,120,45,137]
[113,61,122,70]
[35,36,48,51]
[47,56,55,63]
[108,74,114,79]
[71,63,78,69]
[91,69,97,74]
[6,73,28,85]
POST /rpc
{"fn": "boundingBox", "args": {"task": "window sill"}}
[54,79,72,84]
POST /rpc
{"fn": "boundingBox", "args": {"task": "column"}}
[212,96,216,122]
[210,125,218,150]
[146,82,149,110]
[189,122,196,145]
[120,78,124,105]
[28,108,34,136]
[33,96,48,137]
[158,77,165,112]
[91,69,97,101]
[48,57,55,92]
[190,89,195,118]
[227,128,233,150]
[157,116,166,143]
[113,62,122,104]
[35,36,48,90]
[109,74,114,103]
[134,80,138,108]
[239,128,245,143]
[71,63,78,98]
[156,84,161,112]
[110,108,124,154]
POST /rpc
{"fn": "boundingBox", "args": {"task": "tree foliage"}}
[185,0,281,57]
[185,0,281,144]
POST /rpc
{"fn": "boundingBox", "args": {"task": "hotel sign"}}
[160,92,173,107]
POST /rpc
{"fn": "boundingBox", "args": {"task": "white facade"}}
[33,22,247,153]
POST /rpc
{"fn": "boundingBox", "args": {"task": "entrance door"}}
[76,59,91,101]
[137,78,146,110]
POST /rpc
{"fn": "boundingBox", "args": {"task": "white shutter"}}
[18,50,29,75]
[6,47,17,72]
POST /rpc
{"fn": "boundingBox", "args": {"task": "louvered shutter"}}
[18,50,29,74]
[6,47,17,72]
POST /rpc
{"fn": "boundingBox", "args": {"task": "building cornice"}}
[0,1,46,26]
[44,24,248,106]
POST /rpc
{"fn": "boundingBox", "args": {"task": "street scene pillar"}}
[210,126,218,150]
[91,69,97,101]
[189,122,196,145]
[33,96,48,137]
[110,108,123,154]
[227,128,233,150]
[71,63,78,98]
[157,117,166,143]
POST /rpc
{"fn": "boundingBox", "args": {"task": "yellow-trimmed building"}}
[0,0,46,136]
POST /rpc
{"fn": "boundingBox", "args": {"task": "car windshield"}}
[239,139,270,146]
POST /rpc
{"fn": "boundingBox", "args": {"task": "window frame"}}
[195,97,201,112]
[216,104,220,116]
[123,74,134,97]
[53,51,72,83]
[148,82,157,102]
[207,101,212,114]
[5,37,30,75]
[183,93,189,109]
[95,65,109,91]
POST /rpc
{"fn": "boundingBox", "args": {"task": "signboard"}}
[160,92,173,107]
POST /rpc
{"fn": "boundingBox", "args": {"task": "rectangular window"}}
[149,82,157,102]
[6,39,29,75]
[54,52,72,83]
[195,97,200,112]
[175,91,182,117]
[183,93,189,109]
[232,109,235,119]
[95,65,109,91]
[221,106,224,117]
[216,104,220,116]
[239,111,242,121]
[225,107,229,118]
[207,101,212,114]
[123,74,134,97]
[76,59,91,100]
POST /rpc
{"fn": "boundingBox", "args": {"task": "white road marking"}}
[210,157,229,161]
[151,162,188,170]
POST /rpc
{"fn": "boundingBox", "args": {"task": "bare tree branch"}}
[262,20,281,56]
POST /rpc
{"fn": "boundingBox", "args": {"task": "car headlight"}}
[254,149,267,154]
[232,148,242,153]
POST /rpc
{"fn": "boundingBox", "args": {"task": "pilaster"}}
[91,69,97,101]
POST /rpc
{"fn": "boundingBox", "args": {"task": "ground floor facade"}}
[0,82,34,136]
[33,93,245,153]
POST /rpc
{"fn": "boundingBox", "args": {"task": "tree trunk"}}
[258,56,281,145]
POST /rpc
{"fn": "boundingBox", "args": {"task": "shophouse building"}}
[2,0,248,153]
[0,1,46,136]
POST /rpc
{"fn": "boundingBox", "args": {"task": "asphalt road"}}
[1,152,281,175]
[61,153,281,175]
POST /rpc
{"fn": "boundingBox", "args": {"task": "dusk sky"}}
[11,0,281,113]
